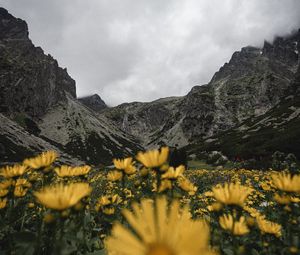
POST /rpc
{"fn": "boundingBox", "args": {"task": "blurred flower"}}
[28,202,35,208]
[207,202,223,212]
[113,157,136,175]
[0,165,28,178]
[107,171,123,182]
[23,151,58,169]
[161,165,185,180]
[271,172,300,193]
[256,216,281,237]
[34,183,91,210]
[103,208,115,215]
[106,197,216,255]
[0,179,14,189]
[219,214,250,236]
[44,213,55,224]
[158,179,172,193]
[273,193,291,205]
[0,198,7,209]
[139,167,149,177]
[54,165,91,177]
[15,178,31,188]
[178,177,197,195]
[212,183,252,207]
[0,189,9,197]
[14,186,28,197]
[96,194,122,212]
[136,147,169,168]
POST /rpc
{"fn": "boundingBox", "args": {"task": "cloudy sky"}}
[1,0,300,106]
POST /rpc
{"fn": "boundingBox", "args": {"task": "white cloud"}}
[1,0,300,105]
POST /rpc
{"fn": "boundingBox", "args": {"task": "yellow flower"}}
[140,167,149,177]
[256,216,281,237]
[54,165,91,177]
[43,213,55,224]
[103,207,115,215]
[0,179,14,189]
[106,197,216,255]
[158,180,172,193]
[34,183,91,210]
[113,157,136,175]
[136,147,169,168]
[273,193,291,205]
[212,183,252,207]
[177,177,197,195]
[15,178,32,188]
[271,172,300,193]
[243,206,262,219]
[0,189,9,197]
[161,165,185,180]
[0,165,28,178]
[23,151,58,169]
[14,186,28,197]
[96,194,122,211]
[219,214,250,236]
[0,198,7,209]
[107,171,123,181]
[28,202,35,208]
[207,202,223,212]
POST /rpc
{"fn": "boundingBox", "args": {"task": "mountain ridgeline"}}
[0,7,299,164]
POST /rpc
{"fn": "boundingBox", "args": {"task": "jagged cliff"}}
[102,29,300,153]
[0,8,142,164]
[0,7,299,163]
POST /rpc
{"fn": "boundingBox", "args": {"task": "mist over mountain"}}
[0,7,299,164]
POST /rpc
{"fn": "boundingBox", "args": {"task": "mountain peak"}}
[78,94,107,111]
[0,7,28,40]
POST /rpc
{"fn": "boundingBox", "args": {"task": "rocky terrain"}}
[0,8,142,165]
[0,7,299,164]
[102,29,300,158]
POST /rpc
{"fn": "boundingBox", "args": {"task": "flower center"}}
[147,244,174,255]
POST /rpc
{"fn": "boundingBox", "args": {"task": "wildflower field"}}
[1,148,300,255]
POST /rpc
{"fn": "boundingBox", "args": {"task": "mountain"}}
[102,29,300,159]
[0,7,299,164]
[78,94,107,112]
[0,8,142,165]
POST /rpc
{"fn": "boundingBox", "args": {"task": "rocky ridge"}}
[102,29,300,153]
[0,8,142,165]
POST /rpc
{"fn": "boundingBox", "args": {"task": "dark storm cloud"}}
[1,0,300,105]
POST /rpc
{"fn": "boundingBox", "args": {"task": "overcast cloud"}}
[1,0,300,106]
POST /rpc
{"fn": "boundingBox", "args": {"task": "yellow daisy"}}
[106,197,216,255]
[161,165,185,180]
[256,216,281,237]
[271,172,300,193]
[107,171,123,181]
[23,151,58,169]
[34,183,91,210]
[113,157,136,175]
[54,165,91,177]
[0,165,28,178]
[136,147,169,168]
[212,183,252,207]
[219,214,250,236]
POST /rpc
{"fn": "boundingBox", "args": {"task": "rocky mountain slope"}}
[0,8,142,165]
[78,94,107,112]
[0,7,299,164]
[102,29,300,154]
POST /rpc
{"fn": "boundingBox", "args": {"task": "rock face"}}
[0,8,142,165]
[0,7,76,118]
[1,7,299,163]
[78,94,107,112]
[103,29,300,151]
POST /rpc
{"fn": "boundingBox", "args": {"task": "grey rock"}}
[78,94,107,112]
